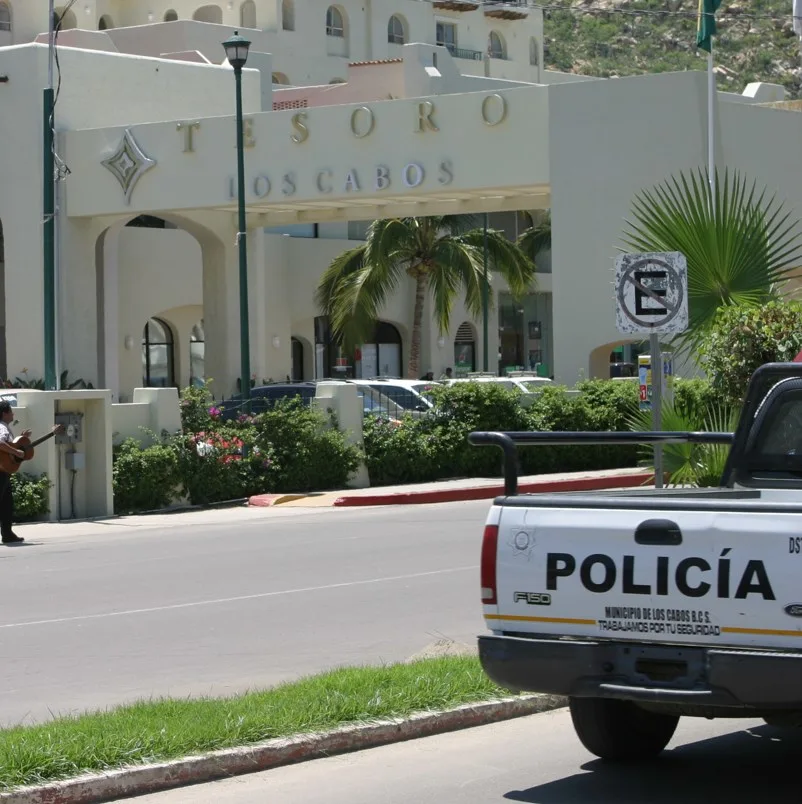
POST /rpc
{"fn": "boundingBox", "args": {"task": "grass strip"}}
[0,655,518,791]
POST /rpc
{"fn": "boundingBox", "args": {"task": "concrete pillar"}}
[313,381,369,488]
[99,223,122,398]
[59,217,103,388]
[202,228,241,398]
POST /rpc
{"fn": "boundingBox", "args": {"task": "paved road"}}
[123,707,801,804]
[0,502,488,726]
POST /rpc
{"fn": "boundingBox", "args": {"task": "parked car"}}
[346,379,438,413]
[218,382,316,421]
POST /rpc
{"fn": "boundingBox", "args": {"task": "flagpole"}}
[707,46,715,197]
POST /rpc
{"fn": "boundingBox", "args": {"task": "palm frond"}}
[461,228,537,298]
[429,239,484,331]
[622,167,802,353]
[517,210,551,261]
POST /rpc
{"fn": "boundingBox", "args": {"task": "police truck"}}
[470,362,802,761]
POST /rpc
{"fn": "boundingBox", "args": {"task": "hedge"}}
[111,377,724,513]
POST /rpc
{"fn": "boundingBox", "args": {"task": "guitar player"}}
[0,401,31,544]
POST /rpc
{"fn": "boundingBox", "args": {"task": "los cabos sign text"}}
[174,93,510,202]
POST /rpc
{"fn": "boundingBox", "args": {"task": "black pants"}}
[0,471,14,538]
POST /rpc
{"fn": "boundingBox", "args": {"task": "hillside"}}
[543,0,802,98]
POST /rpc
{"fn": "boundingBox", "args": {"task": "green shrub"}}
[521,381,639,474]
[12,472,51,521]
[363,415,463,486]
[172,423,267,506]
[697,301,802,407]
[179,382,216,434]
[113,438,180,514]
[672,377,719,422]
[426,383,530,478]
[252,400,361,493]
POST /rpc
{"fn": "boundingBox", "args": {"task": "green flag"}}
[696,0,721,52]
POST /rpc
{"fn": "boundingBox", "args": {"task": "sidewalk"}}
[249,466,654,508]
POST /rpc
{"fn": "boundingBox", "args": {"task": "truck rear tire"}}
[569,697,679,761]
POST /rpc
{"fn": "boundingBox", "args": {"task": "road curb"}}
[247,493,307,507]
[329,471,653,507]
[0,695,566,804]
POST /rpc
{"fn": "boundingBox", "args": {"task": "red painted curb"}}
[331,471,654,507]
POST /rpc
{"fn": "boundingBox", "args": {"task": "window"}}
[326,5,344,37]
[529,36,539,66]
[282,0,294,30]
[53,7,76,30]
[240,0,256,28]
[192,4,222,23]
[189,320,205,387]
[142,317,175,388]
[488,31,505,59]
[435,21,456,49]
[0,2,11,33]
[387,15,405,45]
[164,9,178,21]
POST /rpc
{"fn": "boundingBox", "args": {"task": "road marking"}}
[0,566,477,630]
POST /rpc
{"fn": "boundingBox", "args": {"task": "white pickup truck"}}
[470,362,802,762]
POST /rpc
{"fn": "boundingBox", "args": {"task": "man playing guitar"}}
[0,401,59,544]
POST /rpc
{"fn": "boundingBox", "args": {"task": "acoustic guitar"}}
[0,424,65,475]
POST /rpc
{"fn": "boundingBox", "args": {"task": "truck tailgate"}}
[488,505,802,650]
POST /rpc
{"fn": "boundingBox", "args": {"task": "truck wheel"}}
[569,697,679,761]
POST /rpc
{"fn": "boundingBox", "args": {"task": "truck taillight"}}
[481,524,499,605]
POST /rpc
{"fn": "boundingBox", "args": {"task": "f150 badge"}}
[514,591,552,606]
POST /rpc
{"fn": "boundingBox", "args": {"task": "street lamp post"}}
[222,31,252,412]
[482,212,489,372]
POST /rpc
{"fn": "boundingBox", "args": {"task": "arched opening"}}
[326,6,348,56]
[96,214,230,401]
[590,340,651,380]
[98,14,113,30]
[291,337,304,382]
[357,322,402,379]
[282,0,294,31]
[488,31,506,59]
[453,322,476,377]
[0,2,12,33]
[192,4,222,23]
[164,9,178,21]
[387,14,406,45]
[189,319,205,386]
[142,317,175,388]
[271,72,289,84]
[325,5,344,36]
[529,36,539,66]
[239,0,256,28]
[53,7,77,30]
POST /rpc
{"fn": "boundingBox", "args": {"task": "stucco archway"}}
[95,213,233,401]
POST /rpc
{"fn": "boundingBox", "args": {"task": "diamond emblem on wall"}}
[101,129,156,204]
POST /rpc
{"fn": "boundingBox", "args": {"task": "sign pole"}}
[650,332,663,489]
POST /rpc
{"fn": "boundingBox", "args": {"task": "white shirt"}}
[0,422,13,444]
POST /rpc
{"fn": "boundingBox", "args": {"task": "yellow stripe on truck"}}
[486,614,597,626]
[721,626,802,637]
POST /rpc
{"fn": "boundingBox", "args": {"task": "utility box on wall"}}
[13,390,113,521]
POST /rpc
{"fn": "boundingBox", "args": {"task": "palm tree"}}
[315,215,536,379]
[517,210,551,266]
[622,168,802,352]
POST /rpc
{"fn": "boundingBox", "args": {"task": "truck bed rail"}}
[467,431,735,496]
